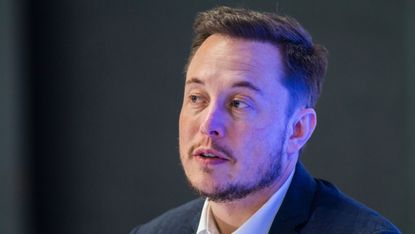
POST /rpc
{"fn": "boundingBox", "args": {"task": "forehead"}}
[186,34,285,89]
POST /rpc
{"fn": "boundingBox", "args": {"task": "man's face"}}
[179,34,293,202]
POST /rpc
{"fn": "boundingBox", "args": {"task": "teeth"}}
[201,153,216,158]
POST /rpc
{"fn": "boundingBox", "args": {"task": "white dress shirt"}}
[196,168,295,234]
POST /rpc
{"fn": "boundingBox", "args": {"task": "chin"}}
[188,174,223,194]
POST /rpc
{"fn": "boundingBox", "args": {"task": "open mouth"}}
[192,148,230,165]
[199,153,221,159]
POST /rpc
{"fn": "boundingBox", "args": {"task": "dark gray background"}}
[1,0,414,233]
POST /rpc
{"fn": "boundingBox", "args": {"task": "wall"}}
[1,0,411,233]
[0,0,28,233]
[406,0,415,232]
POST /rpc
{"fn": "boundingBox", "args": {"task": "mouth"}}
[192,148,230,165]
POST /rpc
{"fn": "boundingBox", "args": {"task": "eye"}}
[188,94,206,105]
[230,99,249,109]
[190,95,199,103]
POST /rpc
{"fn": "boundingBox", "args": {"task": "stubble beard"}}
[182,137,286,203]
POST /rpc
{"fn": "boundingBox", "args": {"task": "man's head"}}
[186,6,328,112]
[179,6,328,202]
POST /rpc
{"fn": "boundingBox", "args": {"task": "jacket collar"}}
[268,162,317,233]
[189,162,316,234]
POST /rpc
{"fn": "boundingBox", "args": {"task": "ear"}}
[286,108,317,155]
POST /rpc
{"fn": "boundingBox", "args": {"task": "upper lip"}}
[192,148,230,160]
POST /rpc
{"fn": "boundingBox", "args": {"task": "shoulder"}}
[307,178,401,233]
[129,198,204,234]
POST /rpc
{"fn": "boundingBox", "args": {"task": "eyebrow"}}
[185,77,263,94]
[185,78,204,85]
[231,81,262,94]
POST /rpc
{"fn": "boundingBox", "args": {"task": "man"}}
[131,6,400,234]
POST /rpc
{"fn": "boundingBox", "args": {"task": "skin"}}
[179,34,317,234]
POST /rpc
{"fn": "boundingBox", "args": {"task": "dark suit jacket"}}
[130,163,400,234]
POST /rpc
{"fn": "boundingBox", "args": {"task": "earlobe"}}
[286,108,317,154]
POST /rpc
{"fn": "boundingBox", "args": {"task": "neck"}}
[209,162,296,234]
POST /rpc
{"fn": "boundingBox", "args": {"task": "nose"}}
[200,105,226,138]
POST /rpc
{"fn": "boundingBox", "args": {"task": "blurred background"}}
[1,0,414,233]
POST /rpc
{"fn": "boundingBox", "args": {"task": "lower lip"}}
[195,156,228,165]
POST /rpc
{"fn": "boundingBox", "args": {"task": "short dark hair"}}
[186,6,328,111]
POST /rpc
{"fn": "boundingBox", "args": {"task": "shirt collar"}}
[196,168,295,234]
[197,199,220,234]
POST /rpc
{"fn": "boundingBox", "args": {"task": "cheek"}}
[248,129,273,156]
[180,112,196,136]
[228,126,267,166]
[178,112,187,155]
[241,123,284,157]
[179,110,200,153]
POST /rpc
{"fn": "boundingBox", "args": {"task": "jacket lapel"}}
[174,198,204,234]
[268,162,317,234]
[190,206,202,233]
